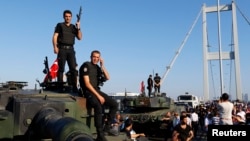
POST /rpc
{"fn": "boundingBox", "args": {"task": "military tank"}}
[0,80,95,141]
[0,56,97,141]
[118,93,186,140]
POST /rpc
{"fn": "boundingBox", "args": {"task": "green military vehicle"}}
[0,57,96,141]
[118,94,186,140]
[0,81,95,141]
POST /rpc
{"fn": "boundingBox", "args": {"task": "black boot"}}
[57,82,65,93]
[96,128,107,141]
[71,73,78,92]
[72,85,78,93]
[103,123,111,134]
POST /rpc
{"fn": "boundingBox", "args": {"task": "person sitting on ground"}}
[124,118,148,141]
[109,113,123,136]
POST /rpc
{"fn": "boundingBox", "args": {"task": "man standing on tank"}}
[147,74,153,97]
[79,50,118,141]
[154,73,161,94]
[52,9,82,92]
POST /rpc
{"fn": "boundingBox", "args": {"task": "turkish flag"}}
[140,81,145,93]
[44,59,58,82]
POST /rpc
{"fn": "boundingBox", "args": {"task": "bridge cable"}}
[235,2,250,26]
[206,27,217,100]
[160,7,202,85]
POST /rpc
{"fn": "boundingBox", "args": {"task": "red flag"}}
[140,81,145,93]
[44,59,58,82]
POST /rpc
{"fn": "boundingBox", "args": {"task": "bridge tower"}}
[202,1,242,101]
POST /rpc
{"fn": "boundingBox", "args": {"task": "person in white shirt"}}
[204,113,213,132]
[124,118,148,141]
[190,109,199,137]
[217,93,234,125]
[233,112,245,125]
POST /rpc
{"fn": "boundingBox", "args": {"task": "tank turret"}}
[0,82,94,141]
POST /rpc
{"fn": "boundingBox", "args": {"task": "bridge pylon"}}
[202,1,242,101]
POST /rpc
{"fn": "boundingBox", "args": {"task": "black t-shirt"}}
[79,61,101,91]
[55,22,78,45]
[147,78,153,87]
[154,76,161,84]
[173,124,192,141]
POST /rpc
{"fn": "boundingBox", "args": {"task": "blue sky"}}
[1,0,250,100]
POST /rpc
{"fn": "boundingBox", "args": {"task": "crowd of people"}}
[167,93,250,141]
[118,93,250,141]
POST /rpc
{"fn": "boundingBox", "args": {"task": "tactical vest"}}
[57,23,76,45]
[79,62,100,91]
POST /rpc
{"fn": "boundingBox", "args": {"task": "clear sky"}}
[1,0,250,100]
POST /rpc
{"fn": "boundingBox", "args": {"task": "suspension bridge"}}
[160,0,250,102]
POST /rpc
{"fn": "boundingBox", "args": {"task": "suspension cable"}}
[207,29,217,100]
[160,7,202,85]
[235,2,250,25]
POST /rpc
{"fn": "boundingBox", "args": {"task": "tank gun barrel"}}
[32,107,93,141]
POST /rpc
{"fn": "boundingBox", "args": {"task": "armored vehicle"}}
[0,57,129,141]
[118,94,185,140]
[0,81,95,141]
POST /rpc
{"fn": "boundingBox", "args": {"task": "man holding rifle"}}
[52,8,82,93]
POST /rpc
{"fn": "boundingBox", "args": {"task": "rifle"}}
[76,6,82,22]
[43,56,52,82]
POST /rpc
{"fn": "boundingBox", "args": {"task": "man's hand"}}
[139,133,145,136]
[54,46,59,54]
[75,21,80,30]
[100,57,104,67]
[98,95,105,104]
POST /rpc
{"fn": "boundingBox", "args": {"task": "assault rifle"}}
[43,56,52,82]
[76,6,82,22]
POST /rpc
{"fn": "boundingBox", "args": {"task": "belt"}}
[59,45,73,49]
